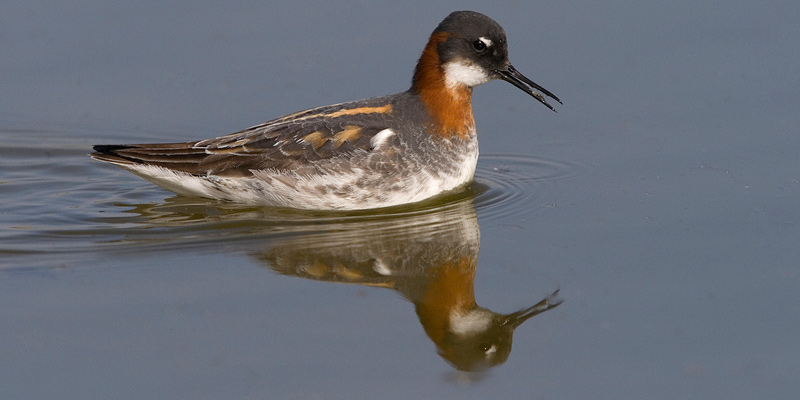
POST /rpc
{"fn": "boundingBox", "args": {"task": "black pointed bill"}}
[500,289,563,328]
[496,65,562,112]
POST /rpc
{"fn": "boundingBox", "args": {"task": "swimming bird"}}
[91,11,560,210]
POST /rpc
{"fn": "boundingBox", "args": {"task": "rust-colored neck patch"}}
[415,256,478,345]
[412,32,475,139]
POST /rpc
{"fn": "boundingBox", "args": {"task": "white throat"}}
[443,60,491,89]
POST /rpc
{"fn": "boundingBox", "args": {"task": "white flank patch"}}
[370,128,395,150]
[372,259,392,276]
[122,164,244,200]
[444,60,491,88]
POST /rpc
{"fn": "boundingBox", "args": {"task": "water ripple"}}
[0,135,583,268]
[473,154,583,221]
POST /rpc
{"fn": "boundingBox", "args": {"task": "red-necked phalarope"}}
[91,11,561,210]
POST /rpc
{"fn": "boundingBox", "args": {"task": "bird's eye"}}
[472,39,487,52]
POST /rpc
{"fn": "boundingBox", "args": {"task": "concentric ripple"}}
[0,130,583,268]
[472,154,583,221]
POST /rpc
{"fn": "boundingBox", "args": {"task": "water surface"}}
[2,1,799,399]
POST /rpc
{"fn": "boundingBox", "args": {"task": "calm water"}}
[2,2,799,399]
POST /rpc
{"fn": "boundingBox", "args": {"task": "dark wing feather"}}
[91,97,399,177]
[91,142,209,173]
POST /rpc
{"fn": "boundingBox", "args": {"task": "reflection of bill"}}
[256,199,561,372]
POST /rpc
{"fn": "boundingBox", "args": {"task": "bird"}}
[91,11,561,210]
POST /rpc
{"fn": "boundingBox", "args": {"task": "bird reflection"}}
[254,199,561,372]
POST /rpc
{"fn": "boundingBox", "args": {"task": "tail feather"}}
[91,142,206,166]
[90,141,260,177]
